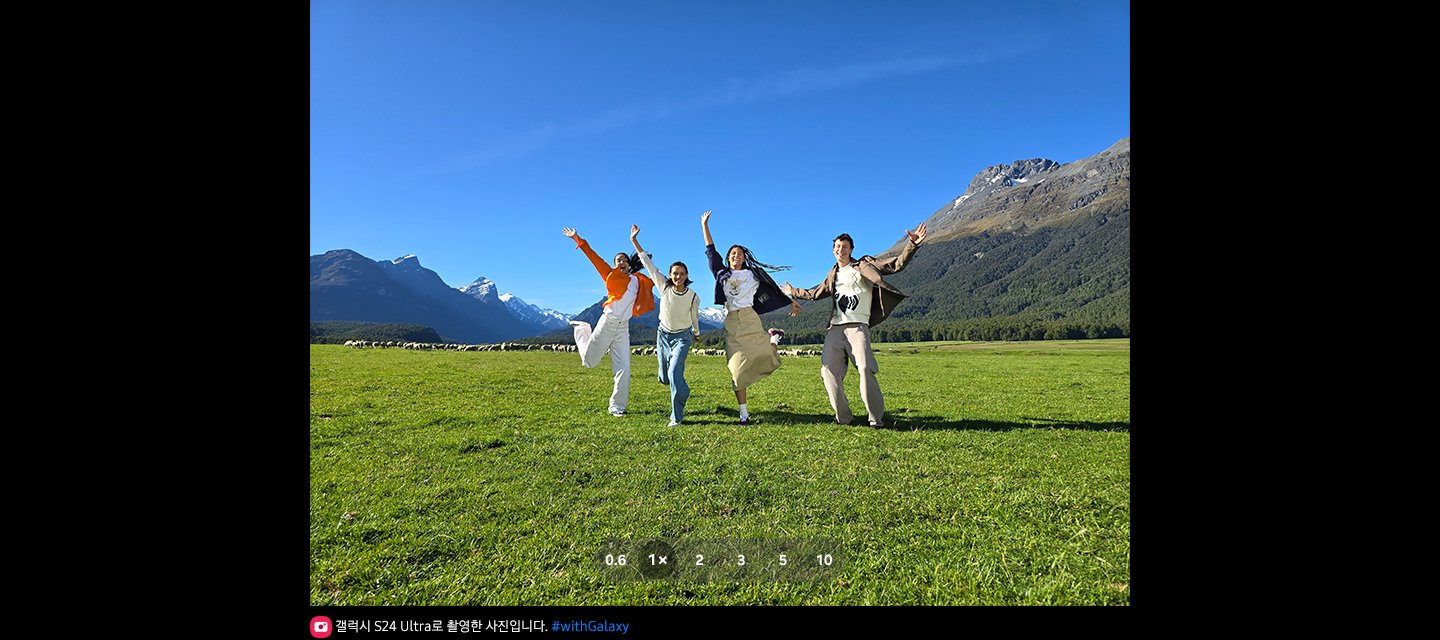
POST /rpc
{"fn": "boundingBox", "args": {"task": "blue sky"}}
[310,0,1129,316]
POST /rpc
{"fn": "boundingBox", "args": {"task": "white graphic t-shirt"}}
[723,269,758,312]
[832,263,873,325]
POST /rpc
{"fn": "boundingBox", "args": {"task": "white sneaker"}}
[668,420,680,427]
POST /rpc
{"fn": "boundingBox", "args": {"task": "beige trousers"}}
[822,323,883,425]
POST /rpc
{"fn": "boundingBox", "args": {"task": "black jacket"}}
[705,244,795,316]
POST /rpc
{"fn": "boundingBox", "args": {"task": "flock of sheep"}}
[343,340,575,352]
[341,340,820,357]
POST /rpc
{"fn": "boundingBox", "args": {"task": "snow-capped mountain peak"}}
[497,291,573,329]
[698,306,727,326]
[458,277,500,303]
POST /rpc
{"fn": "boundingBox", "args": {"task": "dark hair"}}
[725,244,790,273]
[833,233,854,249]
[667,261,694,287]
[625,252,646,274]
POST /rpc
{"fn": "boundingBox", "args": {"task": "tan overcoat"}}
[788,239,920,327]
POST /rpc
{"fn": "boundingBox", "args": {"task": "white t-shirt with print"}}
[723,269,759,312]
[832,263,873,325]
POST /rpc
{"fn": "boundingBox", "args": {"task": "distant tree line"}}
[311,321,446,345]
[429,314,1128,349]
[759,316,1128,346]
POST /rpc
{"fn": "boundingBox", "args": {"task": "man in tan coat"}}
[781,224,927,428]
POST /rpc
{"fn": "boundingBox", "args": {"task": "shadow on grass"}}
[699,406,1127,433]
[889,412,1130,433]
[703,405,833,427]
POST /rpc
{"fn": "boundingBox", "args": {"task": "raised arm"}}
[870,222,928,275]
[905,223,927,246]
[703,211,728,278]
[631,225,667,288]
[563,227,611,277]
[629,224,643,255]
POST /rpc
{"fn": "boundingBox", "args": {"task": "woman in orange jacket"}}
[563,227,656,416]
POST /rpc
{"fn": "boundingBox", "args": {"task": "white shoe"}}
[668,420,680,427]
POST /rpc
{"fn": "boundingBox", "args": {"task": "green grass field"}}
[310,339,1130,605]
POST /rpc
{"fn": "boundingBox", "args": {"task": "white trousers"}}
[573,314,631,413]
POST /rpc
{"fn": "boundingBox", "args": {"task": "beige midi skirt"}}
[723,306,781,391]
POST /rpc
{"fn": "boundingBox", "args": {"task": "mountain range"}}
[884,138,1129,255]
[310,252,724,344]
[312,137,1129,343]
[311,252,574,344]
[456,275,574,332]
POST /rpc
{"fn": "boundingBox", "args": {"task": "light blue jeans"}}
[656,329,693,423]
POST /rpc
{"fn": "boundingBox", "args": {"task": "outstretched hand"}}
[906,223,928,245]
[630,224,640,239]
[700,210,715,247]
[780,280,795,296]
[789,301,802,317]
[562,227,578,238]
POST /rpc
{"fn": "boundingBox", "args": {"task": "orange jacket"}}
[573,236,655,317]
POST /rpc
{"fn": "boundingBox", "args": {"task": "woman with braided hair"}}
[700,210,802,425]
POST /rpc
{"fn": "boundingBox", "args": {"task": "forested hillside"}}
[310,321,447,345]
[758,203,1128,343]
